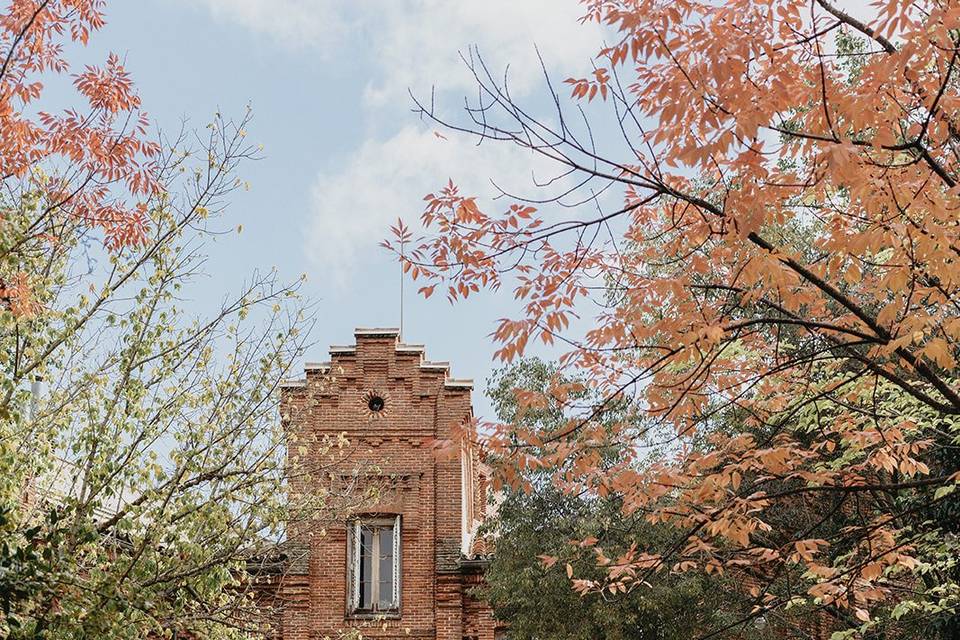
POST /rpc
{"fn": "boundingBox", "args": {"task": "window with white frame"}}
[347,516,400,615]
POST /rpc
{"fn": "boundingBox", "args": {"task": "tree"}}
[389,1,960,637]
[0,3,361,637]
[481,359,759,640]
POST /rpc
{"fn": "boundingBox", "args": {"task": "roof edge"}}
[329,345,356,354]
[354,327,401,338]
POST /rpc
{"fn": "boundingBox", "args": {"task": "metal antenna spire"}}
[399,235,405,340]
[391,218,412,342]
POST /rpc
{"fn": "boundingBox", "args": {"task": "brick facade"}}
[275,328,499,640]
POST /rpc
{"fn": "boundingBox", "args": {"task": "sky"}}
[69,0,609,417]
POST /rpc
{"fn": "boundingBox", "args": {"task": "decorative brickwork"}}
[276,328,498,640]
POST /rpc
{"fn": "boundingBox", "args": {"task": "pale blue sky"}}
[72,0,607,417]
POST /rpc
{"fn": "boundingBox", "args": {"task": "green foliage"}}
[787,375,960,638]
[0,113,331,639]
[480,359,763,640]
[483,479,745,640]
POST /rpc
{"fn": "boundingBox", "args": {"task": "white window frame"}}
[347,515,401,615]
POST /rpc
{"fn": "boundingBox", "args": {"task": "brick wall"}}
[278,329,496,640]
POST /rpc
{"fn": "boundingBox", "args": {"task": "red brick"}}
[276,329,498,640]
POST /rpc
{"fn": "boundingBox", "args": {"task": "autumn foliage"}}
[392,0,960,636]
[0,0,158,314]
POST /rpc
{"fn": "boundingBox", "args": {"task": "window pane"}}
[378,525,394,608]
[358,526,373,609]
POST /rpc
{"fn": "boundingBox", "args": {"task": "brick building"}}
[275,328,500,640]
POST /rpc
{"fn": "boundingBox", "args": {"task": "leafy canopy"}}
[389,1,960,636]
[0,3,352,638]
[481,359,757,640]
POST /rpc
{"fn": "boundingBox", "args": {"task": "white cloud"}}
[298,1,601,282]
[188,0,351,51]
[192,0,602,100]
[191,0,604,283]
[306,125,559,284]
[360,0,602,106]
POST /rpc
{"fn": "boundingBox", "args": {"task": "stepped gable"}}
[281,327,473,446]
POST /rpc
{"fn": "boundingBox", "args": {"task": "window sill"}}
[346,611,401,621]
